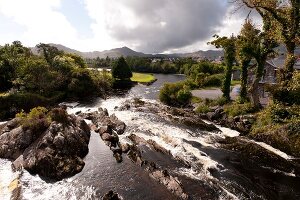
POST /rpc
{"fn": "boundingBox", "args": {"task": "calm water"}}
[1,74,300,200]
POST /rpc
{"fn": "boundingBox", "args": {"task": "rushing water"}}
[1,74,300,200]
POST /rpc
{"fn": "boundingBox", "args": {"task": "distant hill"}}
[30,43,224,60]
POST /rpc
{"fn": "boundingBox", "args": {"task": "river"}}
[0,74,300,200]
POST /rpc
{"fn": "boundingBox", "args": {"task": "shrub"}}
[159,82,192,107]
[224,102,257,117]
[16,106,51,132]
[196,104,211,114]
[49,108,69,124]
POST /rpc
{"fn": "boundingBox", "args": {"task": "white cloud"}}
[0,0,263,53]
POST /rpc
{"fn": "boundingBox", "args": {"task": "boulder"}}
[102,190,122,200]
[0,114,91,181]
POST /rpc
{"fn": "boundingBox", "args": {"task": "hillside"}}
[30,43,223,60]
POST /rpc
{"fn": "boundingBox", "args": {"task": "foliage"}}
[195,104,211,114]
[112,57,132,80]
[16,107,51,131]
[268,71,300,105]
[49,108,69,124]
[224,102,257,117]
[209,35,236,101]
[159,82,192,107]
[131,73,156,83]
[239,0,300,80]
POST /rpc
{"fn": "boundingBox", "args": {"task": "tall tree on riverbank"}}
[112,57,132,80]
[242,16,278,108]
[209,35,236,101]
[235,0,300,81]
[236,20,256,103]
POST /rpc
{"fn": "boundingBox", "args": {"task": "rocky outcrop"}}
[0,112,91,180]
[220,136,300,176]
[119,98,220,132]
[206,106,255,134]
[78,108,126,163]
[102,190,122,200]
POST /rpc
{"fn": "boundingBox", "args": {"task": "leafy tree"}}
[0,41,31,91]
[237,0,300,81]
[111,57,132,80]
[209,35,236,101]
[36,43,62,66]
[236,20,255,103]
[237,17,278,108]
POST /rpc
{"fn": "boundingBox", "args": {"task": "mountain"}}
[31,43,223,60]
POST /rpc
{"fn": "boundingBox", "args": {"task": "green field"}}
[131,73,156,83]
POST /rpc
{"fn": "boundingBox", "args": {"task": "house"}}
[248,56,300,105]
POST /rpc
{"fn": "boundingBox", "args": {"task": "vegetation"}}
[111,57,132,80]
[159,82,192,107]
[16,107,51,132]
[131,73,156,83]
[209,35,236,102]
[0,42,112,119]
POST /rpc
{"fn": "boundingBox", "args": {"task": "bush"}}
[16,107,51,132]
[159,82,192,107]
[268,71,300,105]
[224,102,257,117]
[195,104,211,114]
[49,108,69,124]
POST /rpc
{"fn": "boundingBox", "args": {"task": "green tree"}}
[36,43,62,66]
[111,57,132,80]
[238,0,300,81]
[236,20,255,103]
[209,35,236,101]
[0,41,31,91]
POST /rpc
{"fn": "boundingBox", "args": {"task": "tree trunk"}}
[240,59,250,103]
[283,44,296,81]
[222,64,232,101]
[250,61,264,109]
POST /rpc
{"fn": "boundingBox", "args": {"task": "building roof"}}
[267,56,300,70]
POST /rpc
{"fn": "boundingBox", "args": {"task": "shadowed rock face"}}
[0,114,91,181]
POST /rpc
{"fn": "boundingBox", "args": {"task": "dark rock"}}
[147,139,170,155]
[75,111,82,115]
[149,170,188,200]
[113,152,123,163]
[0,114,91,181]
[119,143,130,153]
[102,190,121,200]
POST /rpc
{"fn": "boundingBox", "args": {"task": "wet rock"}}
[147,139,170,155]
[128,134,147,145]
[119,143,130,153]
[113,152,123,163]
[207,107,224,121]
[149,170,188,200]
[0,113,91,181]
[220,137,300,176]
[75,111,82,115]
[102,190,121,200]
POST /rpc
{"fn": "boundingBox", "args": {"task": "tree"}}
[236,20,256,103]
[0,41,31,91]
[209,35,236,101]
[237,17,278,108]
[236,0,300,81]
[36,43,62,66]
[111,57,132,80]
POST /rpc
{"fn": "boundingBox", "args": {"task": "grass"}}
[131,73,156,83]
[231,80,241,86]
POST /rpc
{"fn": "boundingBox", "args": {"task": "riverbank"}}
[131,73,157,85]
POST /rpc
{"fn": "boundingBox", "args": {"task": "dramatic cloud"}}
[84,0,227,53]
[0,0,263,53]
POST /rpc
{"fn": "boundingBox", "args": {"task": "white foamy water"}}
[249,139,294,160]
[0,159,18,200]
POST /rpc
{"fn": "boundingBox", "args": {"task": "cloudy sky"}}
[0,0,261,53]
